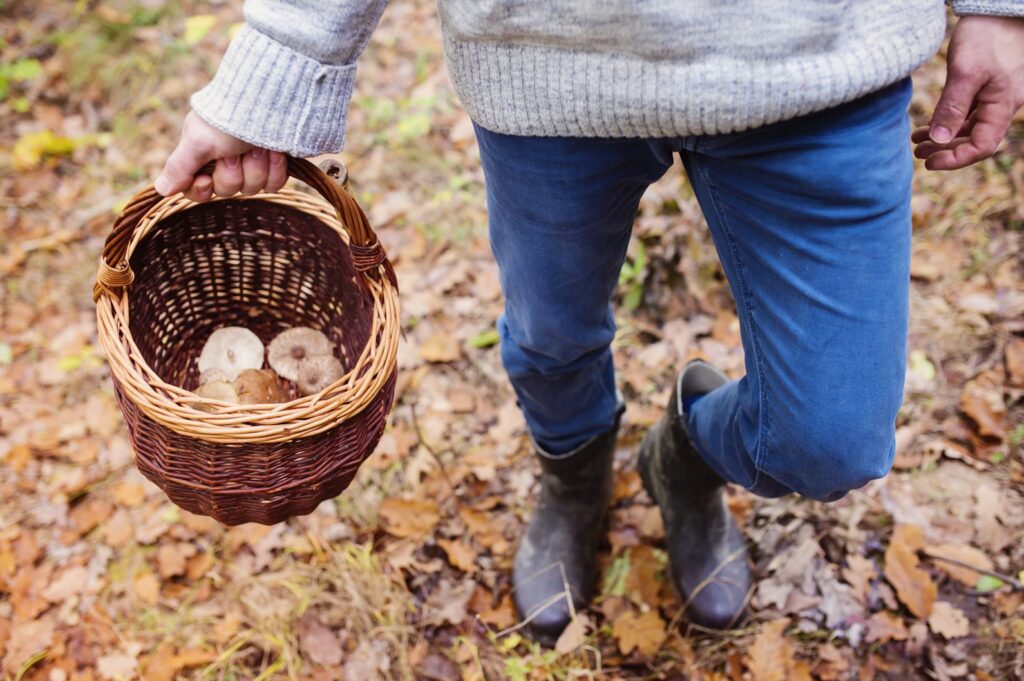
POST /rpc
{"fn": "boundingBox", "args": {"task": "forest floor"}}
[1,1,1023,679]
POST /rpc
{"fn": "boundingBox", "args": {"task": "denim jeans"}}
[475,78,913,502]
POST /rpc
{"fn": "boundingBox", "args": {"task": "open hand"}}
[913,15,1024,171]
[155,111,288,201]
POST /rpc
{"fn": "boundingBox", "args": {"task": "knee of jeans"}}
[500,316,613,376]
[769,416,896,503]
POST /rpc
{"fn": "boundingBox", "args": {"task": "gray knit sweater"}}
[191,1,1024,156]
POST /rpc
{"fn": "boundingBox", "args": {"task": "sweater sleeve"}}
[190,0,387,157]
[950,0,1024,16]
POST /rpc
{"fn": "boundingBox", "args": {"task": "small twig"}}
[408,402,463,512]
[920,549,1024,591]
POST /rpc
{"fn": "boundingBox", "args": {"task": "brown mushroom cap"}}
[267,327,333,381]
[296,355,345,396]
[193,380,239,413]
[197,327,265,382]
[234,369,289,405]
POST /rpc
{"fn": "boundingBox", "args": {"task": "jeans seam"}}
[692,156,773,493]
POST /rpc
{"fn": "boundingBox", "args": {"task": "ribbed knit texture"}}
[190,0,1023,155]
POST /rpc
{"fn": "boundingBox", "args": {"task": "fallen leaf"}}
[744,619,812,681]
[611,609,666,657]
[183,14,217,45]
[960,371,1006,439]
[2,617,55,675]
[883,524,936,618]
[97,654,138,681]
[111,481,146,507]
[924,543,994,587]
[11,130,81,171]
[343,639,391,679]
[42,565,89,602]
[554,614,588,654]
[379,498,440,538]
[133,572,160,605]
[426,579,475,626]
[842,554,878,605]
[297,613,343,666]
[928,601,969,639]
[437,538,477,572]
[1006,337,1024,386]
[157,542,196,579]
[865,611,909,644]
[420,334,463,363]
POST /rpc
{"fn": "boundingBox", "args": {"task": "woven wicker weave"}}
[94,158,399,525]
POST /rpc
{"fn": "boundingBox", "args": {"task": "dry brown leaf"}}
[865,611,909,644]
[841,554,878,605]
[42,564,89,602]
[157,542,196,579]
[141,645,179,681]
[379,498,440,538]
[612,609,666,657]
[744,619,812,681]
[2,618,55,675]
[554,613,588,654]
[959,371,1006,439]
[924,543,994,587]
[1005,337,1024,387]
[883,524,936,619]
[133,571,160,605]
[437,538,477,572]
[102,511,134,547]
[297,613,343,666]
[625,545,664,607]
[111,481,146,507]
[420,334,463,363]
[97,654,138,681]
[928,601,969,639]
[70,496,114,535]
[186,551,215,581]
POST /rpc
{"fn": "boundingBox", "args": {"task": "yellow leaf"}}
[11,130,79,171]
[184,14,217,46]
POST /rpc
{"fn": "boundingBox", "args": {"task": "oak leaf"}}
[437,538,477,572]
[959,371,1006,439]
[928,601,969,639]
[297,613,343,666]
[379,498,440,538]
[612,609,666,657]
[865,611,909,644]
[883,524,936,618]
[924,543,994,587]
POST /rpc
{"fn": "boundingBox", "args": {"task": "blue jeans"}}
[476,78,913,503]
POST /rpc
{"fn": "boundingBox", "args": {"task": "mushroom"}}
[197,327,265,382]
[267,327,333,381]
[199,367,232,385]
[234,369,289,404]
[296,355,345,396]
[193,380,239,413]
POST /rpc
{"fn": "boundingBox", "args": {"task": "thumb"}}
[929,66,984,144]
[155,139,214,196]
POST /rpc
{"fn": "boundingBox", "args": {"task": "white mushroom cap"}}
[193,380,239,413]
[197,327,265,382]
[296,355,345,396]
[267,327,333,381]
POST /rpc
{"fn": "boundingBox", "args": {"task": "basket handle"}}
[93,156,392,302]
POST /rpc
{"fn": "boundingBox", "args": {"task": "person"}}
[156,0,1024,645]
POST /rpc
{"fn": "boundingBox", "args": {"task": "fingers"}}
[184,175,214,202]
[917,92,1012,170]
[240,148,270,195]
[213,156,244,197]
[265,152,288,193]
[156,137,215,196]
[928,62,986,144]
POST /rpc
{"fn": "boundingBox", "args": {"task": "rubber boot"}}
[512,424,617,646]
[638,360,751,629]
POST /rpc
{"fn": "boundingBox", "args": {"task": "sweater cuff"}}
[950,1,1024,16]
[191,25,355,157]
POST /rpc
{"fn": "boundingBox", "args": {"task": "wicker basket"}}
[93,157,399,525]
